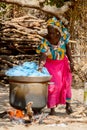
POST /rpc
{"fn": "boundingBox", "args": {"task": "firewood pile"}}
[71,19,87,88]
[0,14,47,55]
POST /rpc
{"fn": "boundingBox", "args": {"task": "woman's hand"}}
[38,67,42,72]
[38,53,46,72]
[38,61,45,72]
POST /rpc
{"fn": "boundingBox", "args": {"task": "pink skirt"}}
[44,56,72,108]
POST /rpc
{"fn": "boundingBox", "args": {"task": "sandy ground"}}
[0,85,87,130]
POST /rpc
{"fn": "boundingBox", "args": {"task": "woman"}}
[36,17,74,115]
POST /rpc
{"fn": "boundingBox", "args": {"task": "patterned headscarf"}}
[47,17,70,43]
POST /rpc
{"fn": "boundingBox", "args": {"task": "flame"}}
[8,109,24,118]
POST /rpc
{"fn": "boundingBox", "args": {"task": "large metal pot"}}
[8,76,51,111]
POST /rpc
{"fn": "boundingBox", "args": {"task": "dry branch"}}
[0,57,17,67]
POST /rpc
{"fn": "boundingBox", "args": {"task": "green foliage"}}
[0,2,6,9]
[0,2,7,16]
[46,0,65,7]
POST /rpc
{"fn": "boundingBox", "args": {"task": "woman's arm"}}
[66,44,74,72]
[38,53,47,71]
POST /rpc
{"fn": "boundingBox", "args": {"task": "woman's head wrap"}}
[47,17,70,43]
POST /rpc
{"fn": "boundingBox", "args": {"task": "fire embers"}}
[8,109,24,119]
[0,102,34,124]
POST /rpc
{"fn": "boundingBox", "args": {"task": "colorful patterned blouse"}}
[36,33,70,60]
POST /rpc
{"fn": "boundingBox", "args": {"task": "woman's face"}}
[47,25,61,45]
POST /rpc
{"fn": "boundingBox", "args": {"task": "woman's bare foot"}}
[49,108,56,115]
[66,102,73,115]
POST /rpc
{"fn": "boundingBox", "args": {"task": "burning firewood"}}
[25,102,34,121]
